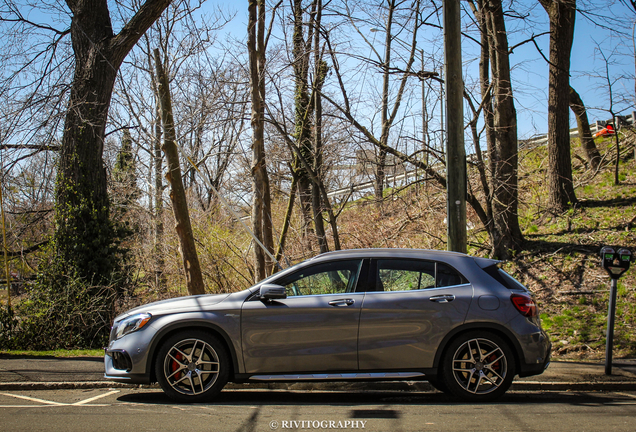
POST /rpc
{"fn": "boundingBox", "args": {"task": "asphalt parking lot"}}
[2,355,636,431]
[1,388,636,432]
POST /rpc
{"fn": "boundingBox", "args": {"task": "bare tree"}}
[569,86,601,170]
[286,0,334,254]
[291,0,320,247]
[248,0,276,281]
[321,0,530,258]
[311,0,330,254]
[154,48,205,296]
[111,2,240,291]
[595,45,630,185]
[54,0,171,282]
[472,0,523,259]
[539,0,578,212]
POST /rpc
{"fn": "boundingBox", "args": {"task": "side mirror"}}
[259,284,287,301]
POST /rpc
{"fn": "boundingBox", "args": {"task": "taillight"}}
[511,293,537,317]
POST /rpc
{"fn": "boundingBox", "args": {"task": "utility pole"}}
[443,0,467,253]
[421,49,428,191]
[440,64,444,156]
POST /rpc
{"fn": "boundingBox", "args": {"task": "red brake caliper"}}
[487,353,500,375]
[171,352,183,379]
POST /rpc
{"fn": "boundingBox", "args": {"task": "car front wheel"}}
[155,330,229,402]
[440,331,515,401]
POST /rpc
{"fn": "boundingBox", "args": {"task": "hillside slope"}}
[507,131,636,359]
[329,130,636,359]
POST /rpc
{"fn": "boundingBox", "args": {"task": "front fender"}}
[144,311,243,381]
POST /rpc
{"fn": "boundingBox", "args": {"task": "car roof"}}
[253,248,501,292]
[306,248,500,269]
[310,248,470,261]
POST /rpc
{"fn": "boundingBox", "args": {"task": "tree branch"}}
[0,144,60,151]
[5,241,49,257]
[110,0,173,65]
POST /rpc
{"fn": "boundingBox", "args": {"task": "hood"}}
[114,293,231,322]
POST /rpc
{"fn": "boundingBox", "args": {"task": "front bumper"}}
[104,351,151,384]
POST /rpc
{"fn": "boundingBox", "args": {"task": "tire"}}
[155,330,230,403]
[440,331,516,402]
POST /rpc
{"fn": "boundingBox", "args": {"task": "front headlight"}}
[114,313,152,340]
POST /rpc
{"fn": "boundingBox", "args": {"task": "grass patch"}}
[0,349,103,358]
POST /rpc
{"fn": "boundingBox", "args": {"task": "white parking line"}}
[0,390,119,408]
[0,405,64,408]
[0,393,66,406]
[72,390,119,405]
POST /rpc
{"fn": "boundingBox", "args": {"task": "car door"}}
[241,259,367,374]
[357,258,473,370]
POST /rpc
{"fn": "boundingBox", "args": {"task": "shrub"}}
[0,269,125,350]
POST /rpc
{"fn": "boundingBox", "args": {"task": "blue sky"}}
[210,0,635,140]
[8,0,633,142]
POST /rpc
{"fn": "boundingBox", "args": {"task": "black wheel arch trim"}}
[145,320,240,382]
[432,322,524,374]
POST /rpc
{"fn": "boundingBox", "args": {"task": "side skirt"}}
[232,369,437,383]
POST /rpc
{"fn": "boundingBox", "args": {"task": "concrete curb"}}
[1,380,635,392]
[510,381,636,391]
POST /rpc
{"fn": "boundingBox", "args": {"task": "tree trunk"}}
[312,1,329,254]
[375,0,396,203]
[292,0,323,251]
[274,169,299,273]
[154,99,166,291]
[481,0,523,259]
[55,0,171,283]
[248,0,275,281]
[540,0,578,212]
[569,86,601,170]
[469,1,495,228]
[297,178,314,242]
[472,0,494,227]
[154,49,205,296]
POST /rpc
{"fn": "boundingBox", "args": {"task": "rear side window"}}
[378,260,435,291]
[484,265,527,290]
[436,263,466,287]
[376,260,467,291]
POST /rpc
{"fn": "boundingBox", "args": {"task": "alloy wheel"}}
[451,337,508,395]
[162,338,221,396]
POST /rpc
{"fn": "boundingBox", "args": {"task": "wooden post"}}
[443,0,467,253]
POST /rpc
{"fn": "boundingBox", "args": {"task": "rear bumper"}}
[518,336,551,378]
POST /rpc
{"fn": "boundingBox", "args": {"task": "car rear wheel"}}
[155,331,229,402]
[440,331,515,402]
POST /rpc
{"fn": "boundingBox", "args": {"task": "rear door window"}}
[376,260,466,291]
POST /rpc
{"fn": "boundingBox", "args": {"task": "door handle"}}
[429,294,455,303]
[328,299,355,307]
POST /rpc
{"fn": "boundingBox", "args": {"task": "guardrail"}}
[519,111,635,150]
[327,112,636,201]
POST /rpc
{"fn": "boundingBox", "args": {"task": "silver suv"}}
[104,249,551,402]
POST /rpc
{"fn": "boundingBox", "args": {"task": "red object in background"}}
[594,123,615,138]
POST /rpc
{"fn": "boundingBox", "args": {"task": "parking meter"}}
[600,246,633,375]
[601,246,632,279]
